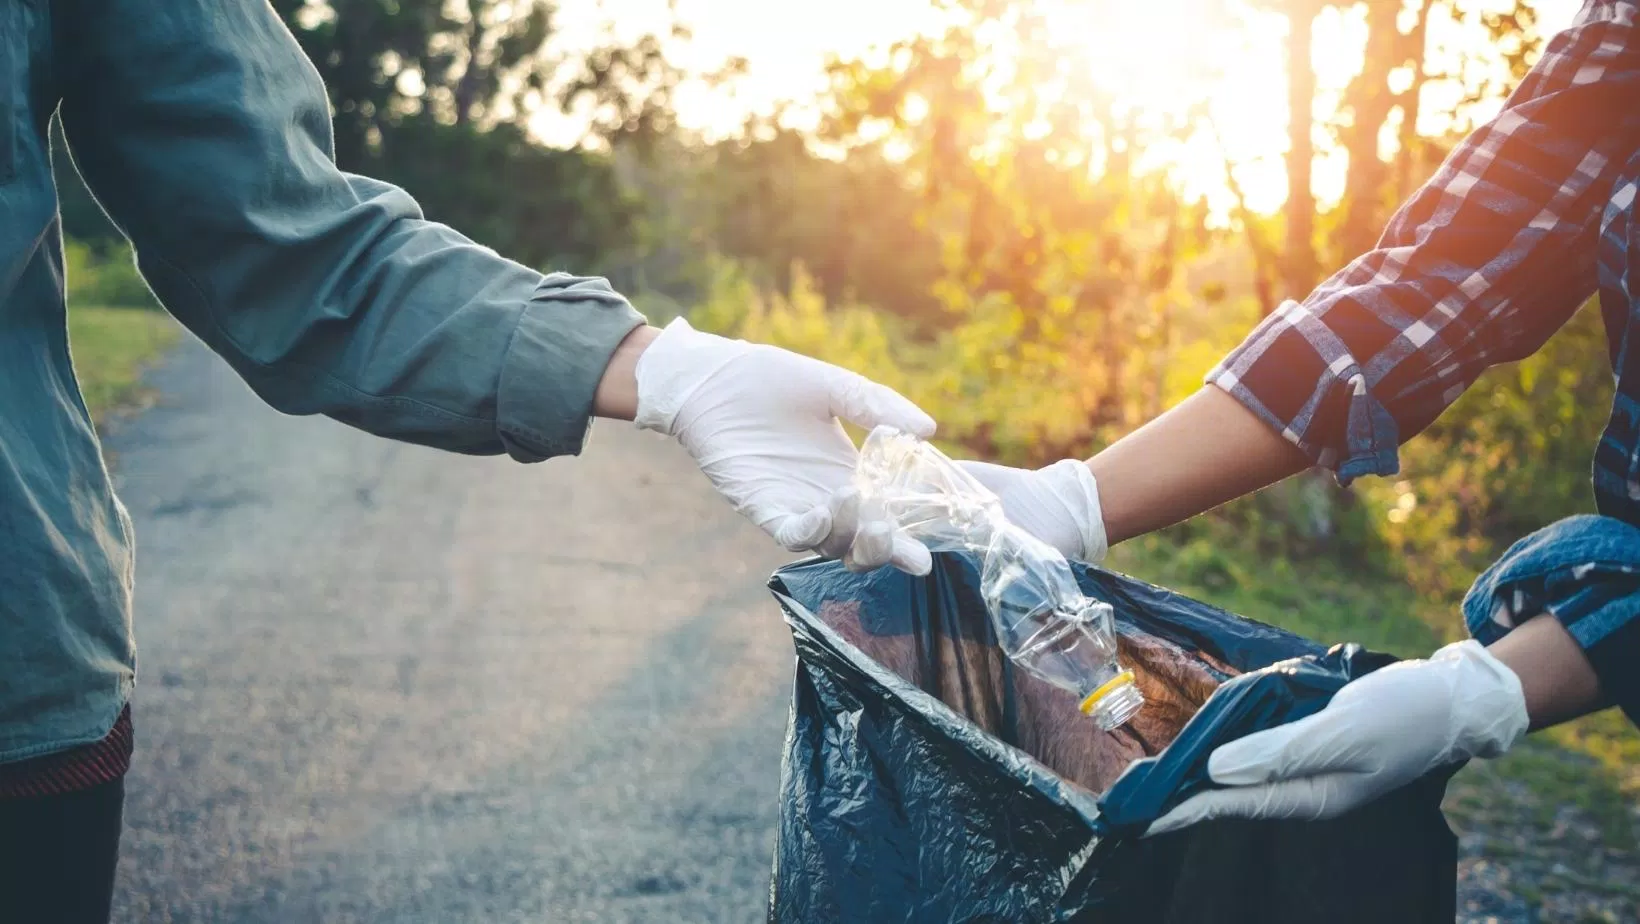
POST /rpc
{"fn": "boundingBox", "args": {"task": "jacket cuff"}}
[496,274,645,462]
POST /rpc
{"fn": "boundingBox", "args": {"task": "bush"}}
[690,255,1235,466]
[64,237,156,310]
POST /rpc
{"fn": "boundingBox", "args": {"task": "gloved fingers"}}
[843,520,896,572]
[824,369,936,439]
[1206,706,1363,786]
[818,486,863,560]
[1143,790,1238,837]
[770,503,833,553]
[826,481,931,575]
[842,526,931,576]
[887,533,933,576]
[1143,772,1360,836]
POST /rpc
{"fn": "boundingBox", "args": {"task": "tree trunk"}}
[453,12,487,127]
[1395,0,1436,200]
[1282,0,1320,306]
[1335,0,1402,262]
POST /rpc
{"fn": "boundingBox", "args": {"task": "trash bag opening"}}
[792,554,1274,798]
[767,553,1461,924]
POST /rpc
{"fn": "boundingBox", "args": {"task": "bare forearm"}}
[1487,614,1606,730]
[591,325,662,421]
[1086,386,1311,545]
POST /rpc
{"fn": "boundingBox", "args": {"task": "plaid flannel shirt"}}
[1208,0,1640,711]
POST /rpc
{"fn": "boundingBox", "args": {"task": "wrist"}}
[1484,613,1606,732]
[592,324,662,422]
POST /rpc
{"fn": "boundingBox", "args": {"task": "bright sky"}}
[536,0,940,142]
[539,0,1586,215]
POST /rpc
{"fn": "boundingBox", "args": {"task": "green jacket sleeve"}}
[54,0,644,461]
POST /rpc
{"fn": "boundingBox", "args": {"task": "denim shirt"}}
[0,0,644,761]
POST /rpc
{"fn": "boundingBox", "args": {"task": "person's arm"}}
[56,0,645,461]
[1087,388,1309,545]
[592,326,662,421]
[53,0,935,569]
[1489,613,1607,730]
[955,0,1640,562]
[952,387,1308,563]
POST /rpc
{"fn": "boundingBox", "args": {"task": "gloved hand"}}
[635,317,936,574]
[954,459,1108,563]
[1146,639,1529,836]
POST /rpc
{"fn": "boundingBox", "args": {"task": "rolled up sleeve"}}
[55,0,643,460]
[498,274,645,461]
[1208,0,1640,484]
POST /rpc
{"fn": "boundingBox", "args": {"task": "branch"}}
[1205,114,1277,313]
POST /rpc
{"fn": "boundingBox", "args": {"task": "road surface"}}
[104,340,798,923]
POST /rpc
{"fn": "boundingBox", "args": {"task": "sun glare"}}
[537,0,1588,219]
[1035,0,1366,218]
[1036,0,1584,219]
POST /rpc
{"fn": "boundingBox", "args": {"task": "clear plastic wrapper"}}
[853,426,1144,730]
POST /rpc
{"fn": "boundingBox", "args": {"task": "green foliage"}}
[272,0,559,163]
[62,235,173,421]
[1110,531,1441,658]
[64,238,155,311]
[690,250,1230,465]
[691,258,917,396]
[268,1,678,274]
[369,116,638,272]
[1356,303,1612,612]
[692,130,943,320]
[275,0,687,158]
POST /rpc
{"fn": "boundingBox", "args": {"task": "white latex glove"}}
[1146,639,1529,836]
[635,318,936,574]
[954,459,1109,563]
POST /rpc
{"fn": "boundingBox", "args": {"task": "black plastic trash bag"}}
[767,553,1459,923]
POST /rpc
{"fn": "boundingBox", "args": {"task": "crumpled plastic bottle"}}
[853,425,1144,730]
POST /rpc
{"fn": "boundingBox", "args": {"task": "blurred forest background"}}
[61,0,1635,918]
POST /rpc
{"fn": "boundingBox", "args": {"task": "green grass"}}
[67,305,179,421]
[1108,531,1442,657]
[1109,532,1640,853]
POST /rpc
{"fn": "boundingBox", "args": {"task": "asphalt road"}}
[104,339,799,923]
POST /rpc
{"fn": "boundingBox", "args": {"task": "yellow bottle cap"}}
[1079,670,1137,716]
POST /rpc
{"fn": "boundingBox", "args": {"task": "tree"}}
[1318,0,1541,267]
[1333,0,1432,261]
[269,0,694,270]
[813,0,1216,457]
[272,0,555,166]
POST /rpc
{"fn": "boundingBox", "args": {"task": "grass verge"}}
[67,306,179,421]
